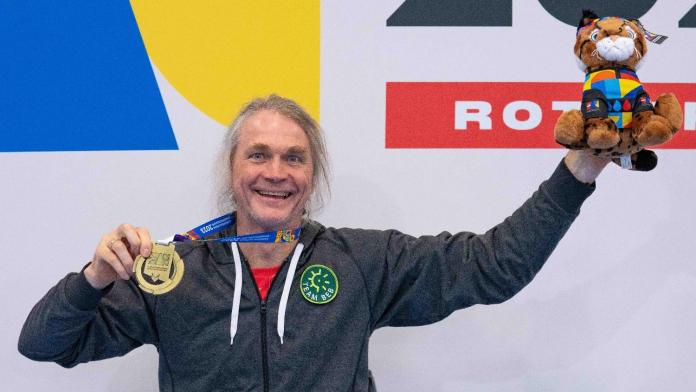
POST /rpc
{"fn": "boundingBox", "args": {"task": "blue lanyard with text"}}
[172,214,301,244]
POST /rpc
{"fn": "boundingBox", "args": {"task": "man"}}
[19,95,608,391]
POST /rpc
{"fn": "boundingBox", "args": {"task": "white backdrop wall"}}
[3,1,696,391]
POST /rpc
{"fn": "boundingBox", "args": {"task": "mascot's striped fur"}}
[554,10,683,171]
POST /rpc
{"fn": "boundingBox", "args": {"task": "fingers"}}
[135,227,152,257]
[115,224,152,258]
[91,224,154,284]
[116,223,140,257]
[94,237,130,281]
[108,238,135,279]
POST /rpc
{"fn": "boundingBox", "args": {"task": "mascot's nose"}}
[610,36,620,42]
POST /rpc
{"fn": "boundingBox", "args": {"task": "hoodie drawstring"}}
[229,242,304,346]
[277,243,304,344]
[230,242,243,345]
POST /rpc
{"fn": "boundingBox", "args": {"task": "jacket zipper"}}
[260,301,269,392]
[241,251,294,392]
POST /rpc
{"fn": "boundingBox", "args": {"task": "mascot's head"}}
[574,9,648,72]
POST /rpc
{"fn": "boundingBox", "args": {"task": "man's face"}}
[231,110,314,232]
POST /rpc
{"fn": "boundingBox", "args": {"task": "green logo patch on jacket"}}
[300,264,338,304]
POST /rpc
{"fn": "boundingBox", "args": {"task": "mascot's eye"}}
[590,29,600,41]
[625,27,636,39]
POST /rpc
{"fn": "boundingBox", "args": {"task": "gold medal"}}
[133,242,184,295]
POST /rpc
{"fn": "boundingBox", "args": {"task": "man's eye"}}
[249,152,265,161]
[287,155,303,164]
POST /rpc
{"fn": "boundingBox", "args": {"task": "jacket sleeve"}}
[18,270,158,368]
[356,159,595,330]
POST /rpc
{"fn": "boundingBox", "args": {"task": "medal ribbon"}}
[172,214,301,244]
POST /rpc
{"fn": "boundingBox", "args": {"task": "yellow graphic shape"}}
[619,80,641,97]
[609,112,633,128]
[309,270,322,292]
[130,1,320,125]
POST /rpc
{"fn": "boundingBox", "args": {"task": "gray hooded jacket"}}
[19,160,595,391]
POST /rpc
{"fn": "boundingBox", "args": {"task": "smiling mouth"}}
[256,190,291,199]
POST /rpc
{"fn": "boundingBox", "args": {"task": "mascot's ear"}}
[577,9,599,33]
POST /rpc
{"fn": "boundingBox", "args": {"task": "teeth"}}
[257,190,290,198]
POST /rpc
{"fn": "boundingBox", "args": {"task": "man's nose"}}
[264,158,287,181]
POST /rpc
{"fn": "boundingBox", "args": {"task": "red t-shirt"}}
[250,265,282,301]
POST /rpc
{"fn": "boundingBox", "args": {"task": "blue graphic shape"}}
[0,3,177,152]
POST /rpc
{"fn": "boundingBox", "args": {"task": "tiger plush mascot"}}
[554,10,683,171]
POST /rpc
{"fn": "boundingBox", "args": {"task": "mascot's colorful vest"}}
[582,67,653,128]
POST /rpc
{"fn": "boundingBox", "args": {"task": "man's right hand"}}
[83,224,152,289]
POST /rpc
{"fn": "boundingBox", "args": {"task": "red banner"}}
[385,82,696,149]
